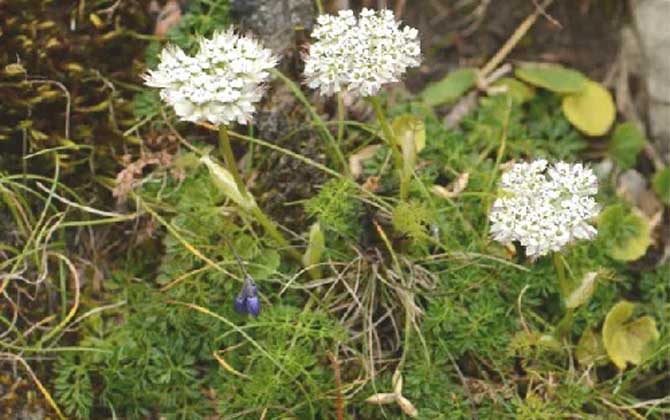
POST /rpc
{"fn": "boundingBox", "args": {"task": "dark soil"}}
[402,0,625,90]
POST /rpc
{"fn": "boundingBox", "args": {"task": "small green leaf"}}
[652,167,670,206]
[420,68,477,106]
[200,155,257,211]
[302,222,325,278]
[576,328,607,367]
[490,77,536,103]
[565,272,599,309]
[562,81,616,136]
[515,63,588,94]
[4,63,26,76]
[602,301,659,370]
[391,115,426,152]
[391,115,425,193]
[609,122,645,169]
[598,204,651,261]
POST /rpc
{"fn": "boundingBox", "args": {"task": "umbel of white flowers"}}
[144,29,277,126]
[303,8,421,97]
[489,160,600,258]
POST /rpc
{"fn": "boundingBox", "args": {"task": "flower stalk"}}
[218,126,246,197]
[370,96,408,200]
[553,252,575,338]
[201,153,301,262]
[272,69,349,176]
[250,205,302,261]
[553,252,569,298]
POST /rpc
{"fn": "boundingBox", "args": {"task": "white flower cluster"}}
[303,9,421,97]
[144,30,277,126]
[489,160,600,258]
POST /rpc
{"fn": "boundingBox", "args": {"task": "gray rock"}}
[633,0,670,159]
[230,0,315,53]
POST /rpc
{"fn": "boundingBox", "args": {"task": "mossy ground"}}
[0,1,668,419]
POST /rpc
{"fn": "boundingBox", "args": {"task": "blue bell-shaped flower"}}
[246,295,261,317]
[233,293,247,314]
[233,276,261,317]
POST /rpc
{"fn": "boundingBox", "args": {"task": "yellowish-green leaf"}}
[200,155,256,211]
[490,77,536,103]
[602,301,659,370]
[609,122,646,169]
[598,204,651,261]
[565,271,599,309]
[562,80,616,136]
[515,63,588,94]
[391,115,424,194]
[30,129,49,141]
[302,222,325,278]
[89,13,104,29]
[652,167,670,206]
[576,328,606,367]
[65,62,85,73]
[420,68,477,106]
[4,63,26,76]
[391,115,426,152]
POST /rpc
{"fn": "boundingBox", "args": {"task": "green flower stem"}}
[219,126,301,262]
[552,252,569,298]
[555,308,574,339]
[553,252,574,338]
[337,92,345,147]
[218,126,246,196]
[272,69,350,176]
[369,95,407,200]
[250,205,302,262]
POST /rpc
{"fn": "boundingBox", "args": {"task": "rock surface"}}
[634,0,670,160]
[230,0,315,54]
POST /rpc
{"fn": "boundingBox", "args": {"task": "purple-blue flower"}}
[246,295,261,317]
[233,277,261,317]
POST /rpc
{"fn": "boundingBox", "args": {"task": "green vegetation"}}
[0,1,667,419]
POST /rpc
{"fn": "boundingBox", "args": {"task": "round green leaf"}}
[562,81,616,136]
[602,301,659,370]
[598,204,651,262]
[420,68,477,107]
[652,167,670,206]
[515,63,588,94]
[609,122,645,169]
